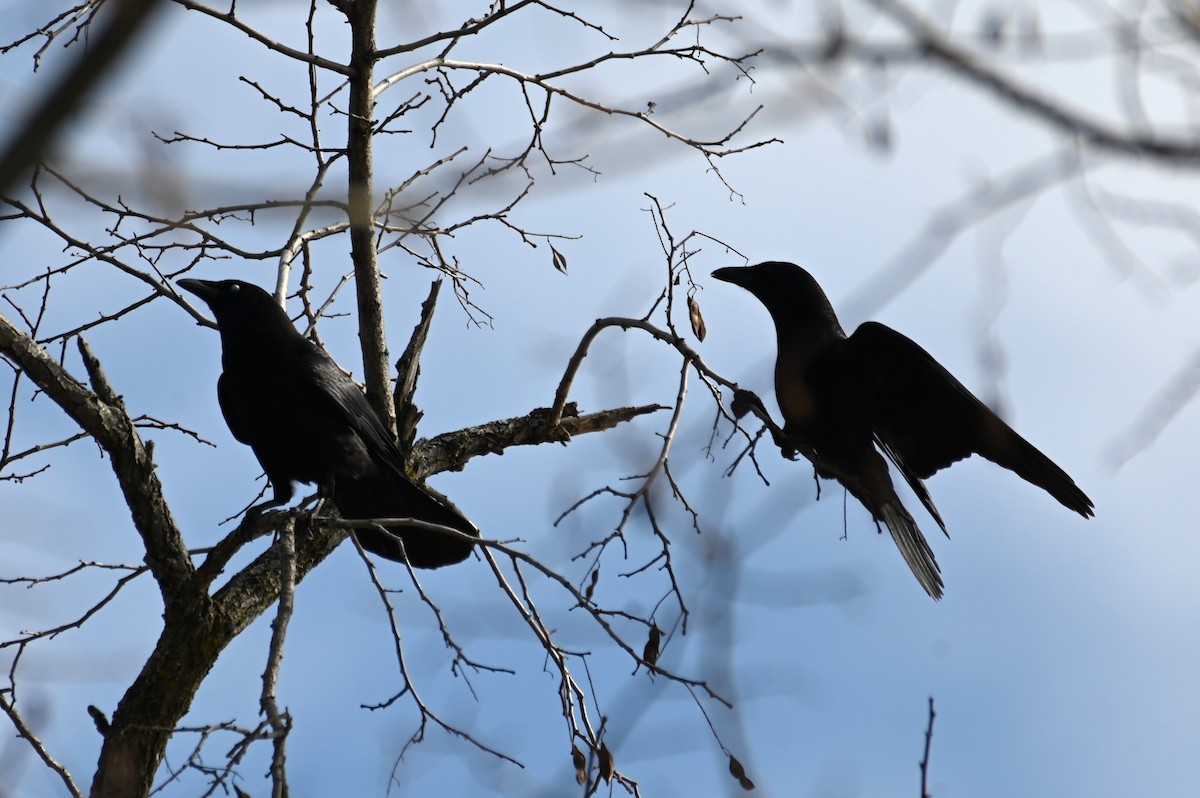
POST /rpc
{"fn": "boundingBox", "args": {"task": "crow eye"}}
[230,283,241,293]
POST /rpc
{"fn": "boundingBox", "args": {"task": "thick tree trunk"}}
[90,520,342,798]
[90,598,229,798]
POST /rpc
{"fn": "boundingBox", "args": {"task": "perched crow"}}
[178,278,477,568]
[712,262,1093,599]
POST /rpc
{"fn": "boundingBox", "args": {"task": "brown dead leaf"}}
[729,754,755,790]
[571,744,587,785]
[599,742,614,783]
[550,243,568,274]
[643,624,661,668]
[687,295,706,342]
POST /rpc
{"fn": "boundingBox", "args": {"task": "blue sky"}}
[2,2,1198,796]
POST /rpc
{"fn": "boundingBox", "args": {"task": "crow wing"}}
[839,321,1093,522]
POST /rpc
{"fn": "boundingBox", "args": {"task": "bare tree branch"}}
[867,0,1200,162]
[0,691,82,798]
[0,0,164,195]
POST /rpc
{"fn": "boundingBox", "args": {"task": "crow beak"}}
[711,267,749,286]
[177,278,220,303]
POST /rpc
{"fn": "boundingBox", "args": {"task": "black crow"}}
[712,261,1092,598]
[179,278,477,568]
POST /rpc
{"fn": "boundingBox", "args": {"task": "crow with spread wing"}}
[713,262,1092,599]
